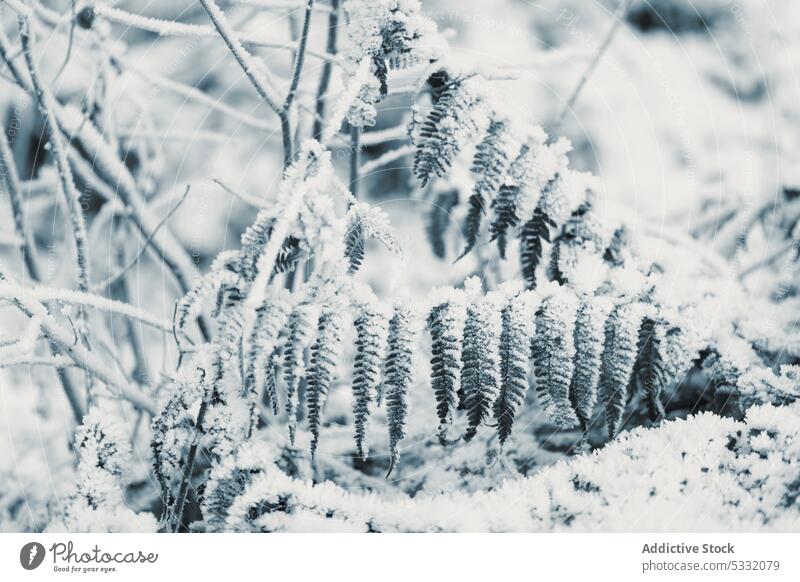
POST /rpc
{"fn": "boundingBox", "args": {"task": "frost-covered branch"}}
[198,0,285,114]
[0,275,157,414]
[0,283,176,335]
[90,3,333,61]
[18,17,91,295]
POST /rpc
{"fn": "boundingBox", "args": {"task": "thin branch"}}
[91,3,334,61]
[111,246,151,387]
[211,178,266,208]
[550,0,633,136]
[0,234,23,247]
[360,144,414,175]
[0,283,177,335]
[0,132,84,422]
[738,241,797,280]
[0,354,75,369]
[0,273,156,414]
[56,105,210,340]
[91,186,191,293]
[311,0,340,140]
[18,17,91,295]
[359,123,409,147]
[110,53,278,132]
[282,0,315,112]
[232,0,331,11]
[198,0,284,114]
[349,124,360,200]
[0,132,41,281]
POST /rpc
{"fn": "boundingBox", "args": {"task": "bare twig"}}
[2,27,208,340]
[211,178,266,208]
[110,53,278,133]
[278,0,315,164]
[550,0,633,136]
[91,3,333,61]
[0,273,156,415]
[92,186,191,293]
[349,124,360,200]
[198,0,284,113]
[283,0,315,112]
[0,131,84,422]
[360,144,415,176]
[738,241,797,281]
[0,283,176,335]
[18,17,91,296]
[312,0,340,140]
[359,123,409,147]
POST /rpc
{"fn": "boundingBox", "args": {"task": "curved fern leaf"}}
[599,302,647,438]
[569,295,612,429]
[532,289,579,429]
[520,206,556,290]
[385,307,415,476]
[345,218,365,274]
[283,304,316,446]
[413,77,484,186]
[493,291,537,446]
[635,317,702,421]
[461,294,503,442]
[352,302,389,460]
[428,298,465,444]
[307,309,344,457]
[459,120,516,258]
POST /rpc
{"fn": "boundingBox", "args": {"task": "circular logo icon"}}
[20,542,46,570]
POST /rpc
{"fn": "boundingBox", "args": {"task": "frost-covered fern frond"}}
[351,292,389,460]
[520,205,557,291]
[459,119,519,257]
[244,290,295,418]
[493,290,538,446]
[151,346,216,518]
[633,310,705,421]
[384,305,416,476]
[200,440,277,533]
[461,291,503,442]
[413,74,490,186]
[427,287,467,444]
[737,365,800,408]
[307,305,345,458]
[345,201,403,274]
[550,200,611,287]
[174,251,241,334]
[569,294,613,429]
[532,285,580,429]
[339,0,443,129]
[600,302,650,438]
[283,302,319,446]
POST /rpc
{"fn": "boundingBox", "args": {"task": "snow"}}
[2,0,800,534]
